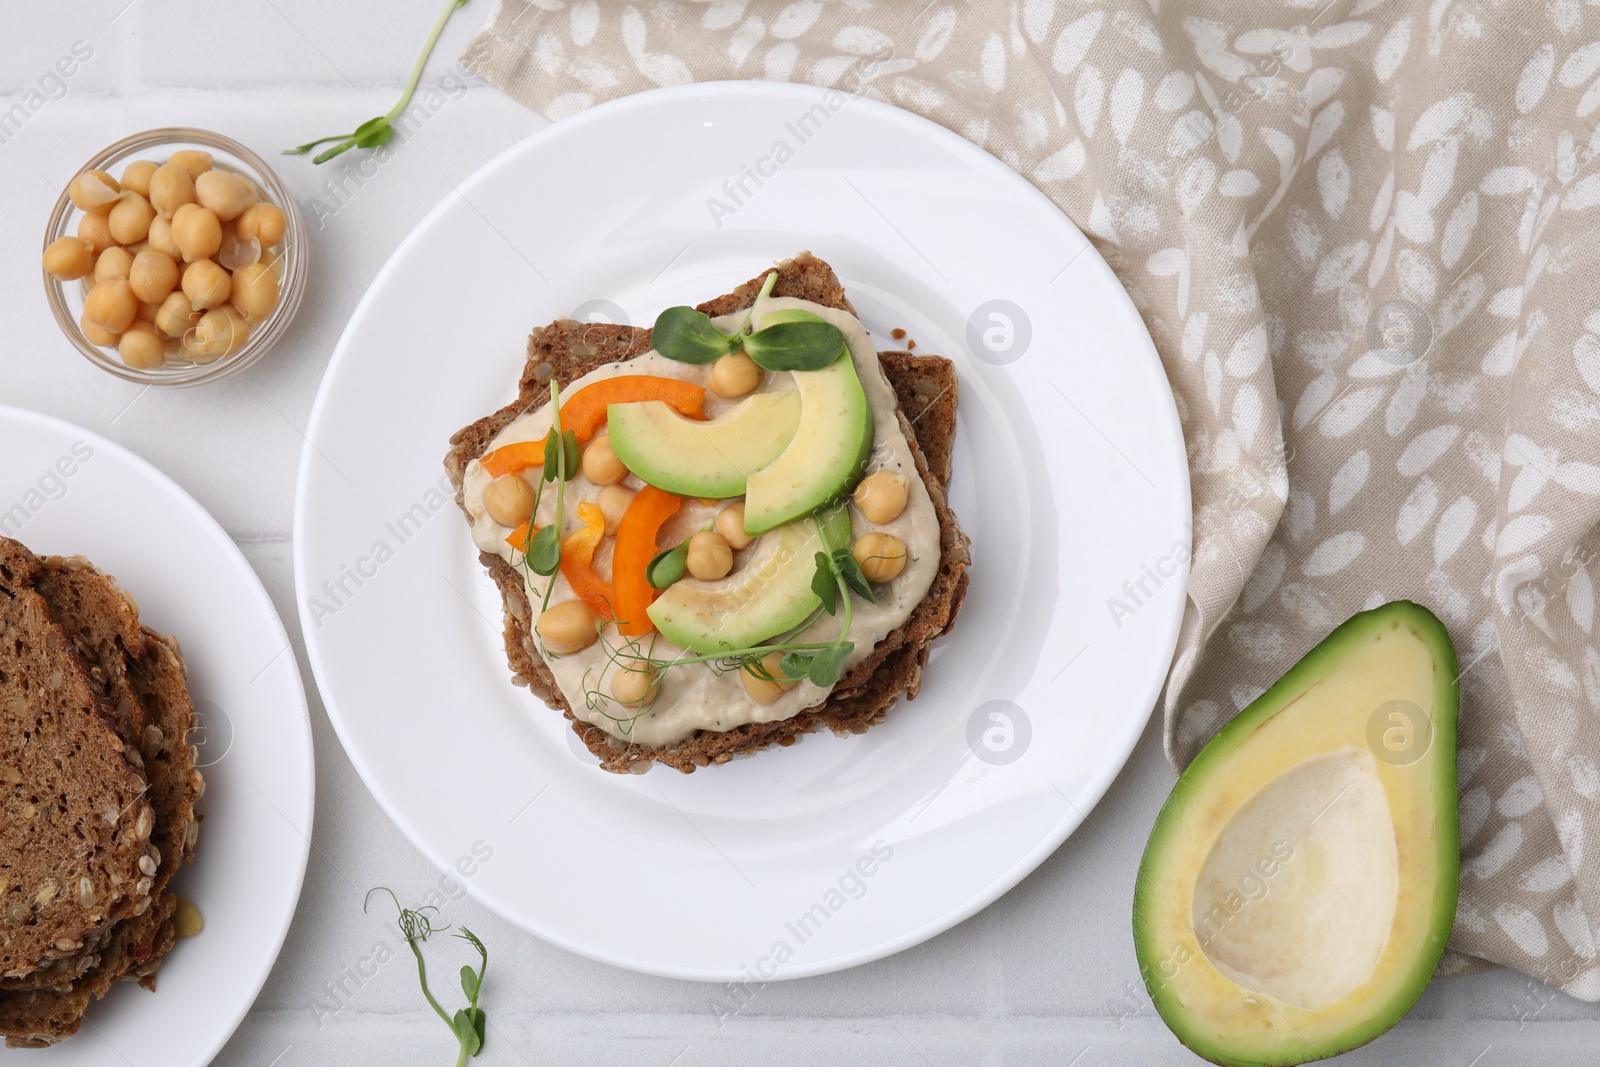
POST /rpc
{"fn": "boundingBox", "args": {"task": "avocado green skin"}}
[648,503,854,654]
[1132,600,1460,1067]
[742,352,874,536]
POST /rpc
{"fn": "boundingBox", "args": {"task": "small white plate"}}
[0,407,312,1063]
[295,82,1189,981]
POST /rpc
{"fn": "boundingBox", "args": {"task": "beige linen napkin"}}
[463,0,1600,997]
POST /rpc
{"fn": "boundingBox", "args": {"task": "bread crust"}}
[445,253,971,773]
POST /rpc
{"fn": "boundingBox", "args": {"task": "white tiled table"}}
[6,4,1600,1064]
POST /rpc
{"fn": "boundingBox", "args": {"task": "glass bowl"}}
[42,127,307,386]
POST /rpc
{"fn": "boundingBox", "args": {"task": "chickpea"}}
[483,474,535,527]
[234,202,286,247]
[228,261,279,321]
[708,352,761,398]
[120,159,157,197]
[118,323,165,370]
[194,170,256,222]
[171,204,222,262]
[610,664,659,708]
[686,531,733,581]
[84,278,137,333]
[581,434,628,485]
[94,246,135,283]
[149,162,196,217]
[182,259,231,310]
[42,236,96,280]
[715,501,753,550]
[216,224,260,271]
[67,169,122,212]
[154,292,199,338]
[853,471,909,525]
[535,599,599,655]
[188,305,249,360]
[853,532,907,583]
[129,250,180,304]
[80,313,120,347]
[148,215,180,258]
[741,652,798,705]
[167,149,213,179]
[136,300,160,324]
[108,191,155,244]
[78,211,116,255]
[596,485,635,535]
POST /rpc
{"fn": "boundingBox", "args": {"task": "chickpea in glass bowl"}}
[41,128,306,386]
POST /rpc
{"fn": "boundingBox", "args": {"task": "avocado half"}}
[1133,601,1459,1067]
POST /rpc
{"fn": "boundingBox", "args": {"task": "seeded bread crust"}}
[0,893,178,1048]
[0,542,154,989]
[28,617,198,999]
[0,549,202,1046]
[445,253,971,773]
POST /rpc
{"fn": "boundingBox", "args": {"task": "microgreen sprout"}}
[507,380,578,648]
[536,379,574,617]
[651,271,847,372]
[364,887,488,1067]
[286,0,471,164]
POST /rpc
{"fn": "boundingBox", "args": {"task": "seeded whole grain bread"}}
[0,545,202,1047]
[3,560,152,994]
[0,543,155,992]
[445,252,971,773]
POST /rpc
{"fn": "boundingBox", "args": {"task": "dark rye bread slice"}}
[0,560,202,1045]
[0,542,155,990]
[2,559,155,992]
[0,893,178,1049]
[445,252,971,773]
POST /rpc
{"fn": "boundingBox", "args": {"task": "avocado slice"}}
[608,391,801,499]
[742,351,873,536]
[1133,601,1459,1067]
[648,504,853,654]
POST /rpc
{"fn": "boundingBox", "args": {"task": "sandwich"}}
[446,252,969,773]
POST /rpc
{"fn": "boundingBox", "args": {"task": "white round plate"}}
[0,407,312,1062]
[295,82,1189,981]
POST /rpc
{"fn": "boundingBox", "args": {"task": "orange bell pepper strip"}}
[505,505,617,620]
[505,520,540,552]
[612,485,683,637]
[558,503,616,620]
[479,376,706,478]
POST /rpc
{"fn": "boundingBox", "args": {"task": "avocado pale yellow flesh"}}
[647,504,854,654]
[607,391,802,499]
[1133,601,1459,1067]
[742,351,873,536]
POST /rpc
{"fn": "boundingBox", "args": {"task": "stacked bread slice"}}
[0,539,203,1048]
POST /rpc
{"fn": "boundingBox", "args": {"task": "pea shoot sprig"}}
[286,0,471,164]
[364,888,488,1067]
[580,517,877,730]
[511,379,579,619]
[652,271,848,372]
